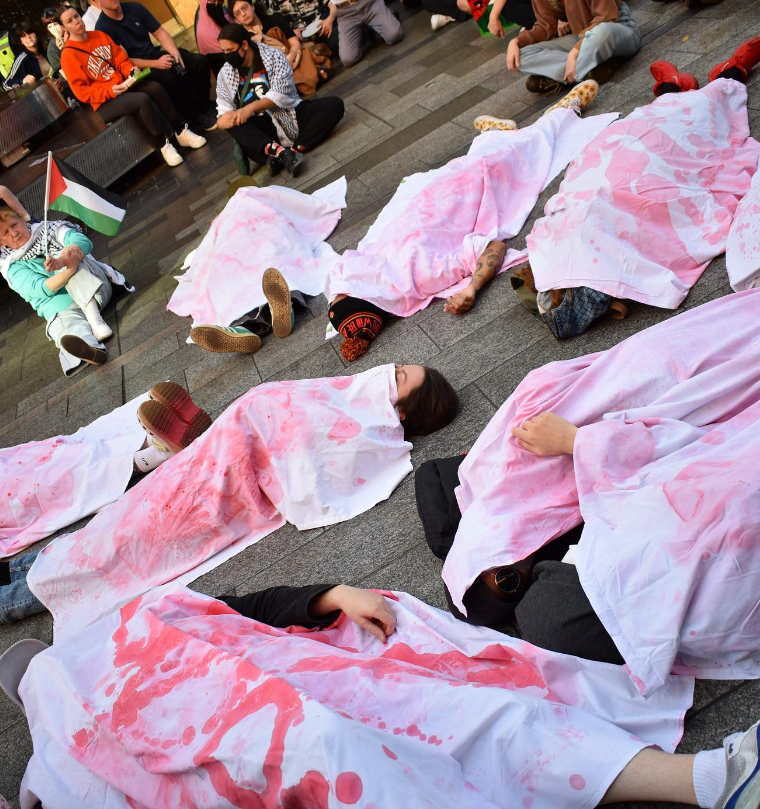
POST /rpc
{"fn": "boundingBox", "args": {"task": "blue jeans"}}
[0,550,46,625]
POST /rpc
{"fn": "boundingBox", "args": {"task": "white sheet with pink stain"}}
[727,157,760,291]
[19,584,694,809]
[0,393,148,559]
[28,365,411,641]
[444,290,760,693]
[528,80,760,308]
[167,178,346,328]
[323,108,618,317]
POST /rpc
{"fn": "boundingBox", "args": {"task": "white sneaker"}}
[717,720,760,809]
[161,140,183,166]
[473,115,518,133]
[431,13,455,30]
[176,126,207,149]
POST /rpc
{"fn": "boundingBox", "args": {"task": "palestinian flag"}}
[48,157,127,236]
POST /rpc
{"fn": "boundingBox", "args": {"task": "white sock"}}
[133,442,174,474]
[693,748,727,808]
[83,299,106,327]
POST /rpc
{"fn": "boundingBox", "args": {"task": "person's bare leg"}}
[444,239,507,315]
[511,411,578,456]
[601,748,698,805]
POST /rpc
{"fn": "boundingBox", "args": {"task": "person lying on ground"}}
[14,576,760,809]
[506,0,642,93]
[95,0,218,131]
[24,365,458,635]
[0,208,134,375]
[229,0,331,95]
[324,81,602,362]
[57,5,208,168]
[215,23,343,177]
[0,382,213,625]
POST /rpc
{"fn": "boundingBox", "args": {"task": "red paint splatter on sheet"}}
[335,772,363,804]
[569,774,586,790]
[382,745,398,760]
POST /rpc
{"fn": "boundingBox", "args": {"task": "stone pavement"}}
[1,0,759,804]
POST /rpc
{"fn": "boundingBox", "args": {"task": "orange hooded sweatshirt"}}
[61,30,134,110]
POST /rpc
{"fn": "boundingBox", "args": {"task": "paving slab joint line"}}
[352,540,432,586]
[686,680,753,721]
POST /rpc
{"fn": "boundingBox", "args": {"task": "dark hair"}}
[54,4,78,24]
[227,0,267,20]
[397,367,459,439]
[217,22,265,73]
[9,21,40,57]
[43,4,73,24]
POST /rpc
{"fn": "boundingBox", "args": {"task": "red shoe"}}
[709,36,760,82]
[650,60,699,96]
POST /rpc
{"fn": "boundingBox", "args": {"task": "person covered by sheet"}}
[3,365,458,626]
[14,579,760,809]
[0,208,133,376]
[0,381,212,626]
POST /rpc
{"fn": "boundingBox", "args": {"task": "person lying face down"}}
[13,577,760,809]
[329,239,508,362]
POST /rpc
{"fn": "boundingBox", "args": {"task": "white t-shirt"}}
[82,6,102,30]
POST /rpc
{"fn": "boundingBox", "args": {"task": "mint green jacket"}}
[6,230,94,321]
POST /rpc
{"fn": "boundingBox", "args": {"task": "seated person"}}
[506,0,641,93]
[0,208,132,375]
[13,577,760,809]
[41,5,70,83]
[82,0,103,29]
[215,23,344,176]
[430,0,534,36]
[196,0,230,75]
[2,20,46,89]
[57,4,208,168]
[230,0,330,95]
[650,35,760,96]
[0,381,212,626]
[95,0,217,131]
[320,0,403,68]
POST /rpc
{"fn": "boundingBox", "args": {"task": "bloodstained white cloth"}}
[19,585,694,809]
[28,365,411,640]
[528,80,760,308]
[0,394,147,559]
[444,290,760,695]
[323,108,618,317]
[167,178,347,328]
[726,157,760,291]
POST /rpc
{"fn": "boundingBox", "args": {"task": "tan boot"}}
[543,79,599,117]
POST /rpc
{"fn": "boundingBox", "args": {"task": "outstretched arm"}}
[444,239,507,315]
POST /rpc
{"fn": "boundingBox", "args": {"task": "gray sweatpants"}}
[518,3,642,84]
[46,265,113,375]
[336,0,403,68]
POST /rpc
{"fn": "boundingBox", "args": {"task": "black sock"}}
[657,81,682,95]
[716,66,744,82]
[0,561,11,586]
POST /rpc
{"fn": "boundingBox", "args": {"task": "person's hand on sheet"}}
[444,285,477,315]
[511,411,578,456]
[311,585,397,643]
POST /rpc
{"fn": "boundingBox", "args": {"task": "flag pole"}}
[43,151,52,258]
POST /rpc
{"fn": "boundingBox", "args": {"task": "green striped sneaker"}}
[190,325,262,354]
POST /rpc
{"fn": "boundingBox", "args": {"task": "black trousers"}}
[420,0,469,21]
[97,80,178,138]
[228,96,345,164]
[499,0,536,27]
[142,48,211,125]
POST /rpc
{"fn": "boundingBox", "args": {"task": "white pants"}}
[46,266,113,375]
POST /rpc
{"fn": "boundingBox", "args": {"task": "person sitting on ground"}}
[430,0,534,37]
[2,20,48,90]
[95,0,218,131]
[81,0,103,30]
[57,5,208,168]
[215,23,344,177]
[506,0,641,93]
[650,35,760,96]
[319,0,403,68]
[229,0,330,95]
[0,208,133,375]
[0,381,212,626]
[0,187,30,222]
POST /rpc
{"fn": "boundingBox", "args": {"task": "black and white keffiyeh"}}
[216,42,301,145]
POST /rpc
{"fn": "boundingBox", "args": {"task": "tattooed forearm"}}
[469,240,507,291]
